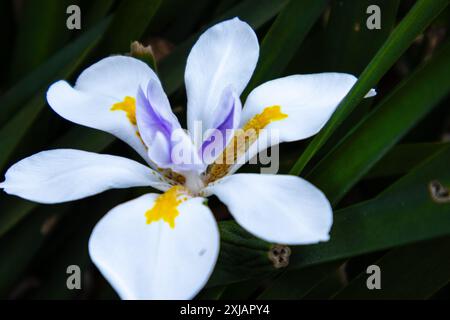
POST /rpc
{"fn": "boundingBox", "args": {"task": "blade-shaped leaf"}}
[0,19,111,172]
[0,204,71,297]
[289,146,450,270]
[322,0,400,74]
[332,237,450,299]
[290,0,449,176]
[0,18,112,127]
[99,0,162,54]
[207,220,276,287]
[366,143,448,179]
[29,192,127,299]
[308,40,450,205]
[10,0,73,81]
[208,145,450,287]
[256,262,344,299]
[243,0,327,95]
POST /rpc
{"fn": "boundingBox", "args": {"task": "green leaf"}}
[29,192,127,299]
[99,0,162,54]
[322,0,400,74]
[261,28,449,298]
[290,0,449,176]
[52,127,115,152]
[366,143,448,179]
[82,0,115,28]
[207,220,276,287]
[256,262,343,299]
[146,0,194,33]
[243,0,327,95]
[10,0,74,81]
[307,40,450,205]
[287,0,400,76]
[196,286,227,300]
[294,0,400,158]
[0,204,71,297]
[332,237,450,299]
[289,145,450,270]
[0,19,111,172]
[163,0,212,42]
[0,18,112,127]
[212,0,241,18]
[0,196,37,238]
[219,278,268,299]
[208,145,450,287]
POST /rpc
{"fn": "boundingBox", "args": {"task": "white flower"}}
[0,18,375,300]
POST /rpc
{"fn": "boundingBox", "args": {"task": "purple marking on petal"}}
[201,98,234,153]
[201,87,240,163]
[136,79,205,172]
[136,81,177,167]
[139,84,171,139]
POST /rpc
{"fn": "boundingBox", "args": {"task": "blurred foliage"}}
[0,0,449,300]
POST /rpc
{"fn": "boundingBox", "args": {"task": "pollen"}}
[111,96,137,125]
[207,105,287,182]
[145,186,188,228]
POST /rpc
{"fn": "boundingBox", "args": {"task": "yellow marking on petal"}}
[207,105,288,183]
[111,96,137,125]
[145,186,188,228]
[243,105,288,133]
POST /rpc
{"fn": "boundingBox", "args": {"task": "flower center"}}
[111,96,137,125]
[183,170,205,195]
[206,105,287,182]
[145,185,189,228]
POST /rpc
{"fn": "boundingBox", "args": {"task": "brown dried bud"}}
[429,180,450,203]
[130,41,154,57]
[268,244,291,269]
[129,41,157,71]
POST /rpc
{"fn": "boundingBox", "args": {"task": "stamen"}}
[207,105,287,182]
[158,168,186,185]
[145,186,189,228]
[111,96,137,125]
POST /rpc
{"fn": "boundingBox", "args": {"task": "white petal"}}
[47,56,160,163]
[0,149,170,204]
[89,195,219,300]
[75,56,160,100]
[185,17,259,135]
[205,174,332,245]
[241,73,376,142]
[228,73,377,174]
